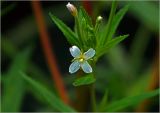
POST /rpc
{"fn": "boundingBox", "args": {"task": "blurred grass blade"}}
[106,45,133,79]
[126,68,151,96]
[49,12,79,46]
[1,38,18,57]
[102,89,159,112]
[21,72,76,112]
[127,1,159,33]
[1,3,16,16]
[130,26,151,72]
[1,38,59,106]
[98,90,108,111]
[1,48,32,112]
[107,5,129,41]
[73,74,96,86]
[97,34,129,58]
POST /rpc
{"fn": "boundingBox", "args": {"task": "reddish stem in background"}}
[82,1,93,16]
[31,1,70,104]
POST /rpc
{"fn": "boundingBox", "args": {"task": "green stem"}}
[75,16,84,49]
[90,62,97,112]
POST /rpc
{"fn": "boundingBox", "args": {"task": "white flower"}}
[69,46,95,74]
[66,2,77,16]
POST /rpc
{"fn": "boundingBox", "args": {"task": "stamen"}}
[79,58,84,62]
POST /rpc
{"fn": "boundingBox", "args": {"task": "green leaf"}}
[107,5,129,41]
[49,12,79,46]
[79,6,93,27]
[76,7,96,50]
[97,34,129,58]
[1,48,32,112]
[21,72,76,112]
[99,1,117,45]
[73,74,96,86]
[75,16,84,49]
[102,89,160,112]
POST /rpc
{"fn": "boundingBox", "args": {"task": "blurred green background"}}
[1,1,159,112]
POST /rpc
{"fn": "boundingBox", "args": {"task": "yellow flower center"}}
[78,54,85,63]
[79,58,84,62]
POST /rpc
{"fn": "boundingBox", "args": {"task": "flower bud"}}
[66,2,77,17]
[95,16,103,35]
[97,16,103,22]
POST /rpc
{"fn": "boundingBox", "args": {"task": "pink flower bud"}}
[66,2,77,17]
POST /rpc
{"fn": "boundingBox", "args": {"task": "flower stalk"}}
[95,16,103,36]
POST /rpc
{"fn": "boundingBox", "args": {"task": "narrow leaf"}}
[73,74,96,86]
[79,6,93,27]
[99,1,117,45]
[49,12,79,46]
[97,34,129,58]
[102,89,159,112]
[107,5,129,41]
[21,72,76,112]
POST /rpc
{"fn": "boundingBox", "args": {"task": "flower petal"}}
[81,61,92,73]
[84,48,95,60]
[69,60,80,74]
[69,46,81,58]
